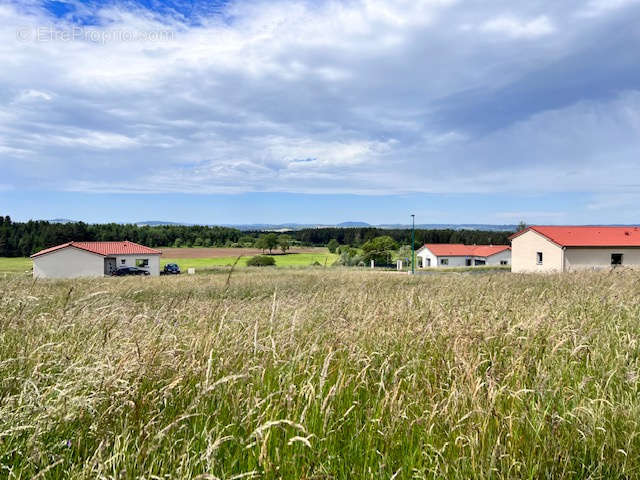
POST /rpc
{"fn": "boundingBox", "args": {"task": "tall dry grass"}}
[1,269,640,478]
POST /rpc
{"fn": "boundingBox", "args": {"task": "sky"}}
[1,0,640,225]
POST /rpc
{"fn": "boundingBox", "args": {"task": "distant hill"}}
[217,222,517,231]
[136,220,192,226]
[336,221,371,227]
[379,224,518,232]
[47,218,75,223]
[41,218,517,231]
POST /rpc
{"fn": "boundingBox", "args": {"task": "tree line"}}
[0,217,243,257]
[0,215,514,257]
[294,227,513,249]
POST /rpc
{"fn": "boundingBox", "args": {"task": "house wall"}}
[564,248,640,270]
[416,249,436,268]
[485,249,511,266]
[511,230,564,273]
[417,247,511,268]
[114,254,161,276]
[417,248,471,268]
[33,247,104,279]
[435,256,469,267]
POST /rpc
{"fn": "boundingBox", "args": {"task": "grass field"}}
[162,252,338,270]
[0,257,31,273]
[2,269,640,478]
[0,249,337,274]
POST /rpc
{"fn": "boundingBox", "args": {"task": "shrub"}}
[336,247,363,266]
[246,255,276,267]
[327,239,339,253]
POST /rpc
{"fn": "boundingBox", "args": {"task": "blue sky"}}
[1,0,640,225]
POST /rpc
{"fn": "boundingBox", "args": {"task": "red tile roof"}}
[509,226,640,247]
[421,244,510,257]
[31,241,161,258]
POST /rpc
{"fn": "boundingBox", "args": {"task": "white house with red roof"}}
[30,241,162,278]
[510,226,640,273]
[416,244,511,268]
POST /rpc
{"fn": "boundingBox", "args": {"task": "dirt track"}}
[160,247,326,258]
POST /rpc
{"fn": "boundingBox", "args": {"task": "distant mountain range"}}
[216,222,520,231]
[47,219,517,231]
[48,218,76,224]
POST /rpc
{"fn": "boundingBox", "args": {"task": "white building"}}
[416,244,511,268]
[510,226,640,273]
[31,241,161,278]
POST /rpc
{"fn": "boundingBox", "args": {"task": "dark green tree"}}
[327,239,339,253]
[362,236,399,266]
[263,233,279,254]
[278,234,292,254]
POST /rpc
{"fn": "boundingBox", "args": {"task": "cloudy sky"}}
[1,0,640,225]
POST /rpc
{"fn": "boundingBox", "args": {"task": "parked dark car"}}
[112,266,150,276]
[161,263,181,275]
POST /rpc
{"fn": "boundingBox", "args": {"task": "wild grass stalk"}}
[1,269,640,478]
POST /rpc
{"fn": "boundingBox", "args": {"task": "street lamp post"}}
[411,214,415,275]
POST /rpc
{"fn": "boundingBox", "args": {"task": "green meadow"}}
[0,252,339,275]
[2,269,640,478]
[162,252,339,270]
[0,257,31,273]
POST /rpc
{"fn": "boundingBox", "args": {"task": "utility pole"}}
[411,214,415,275]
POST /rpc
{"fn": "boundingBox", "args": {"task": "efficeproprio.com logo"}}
[16,25,175,44]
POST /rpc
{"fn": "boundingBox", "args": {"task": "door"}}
[104,257,117,275]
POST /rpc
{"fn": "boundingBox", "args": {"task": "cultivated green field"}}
[0,253,338,275]
[0,257,31,273]
[2,269,640,478]
[161,252,338,270]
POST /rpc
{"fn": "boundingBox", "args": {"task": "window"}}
[136,258,149,268]
[121,259,126,265]
[440,258,449,265]
[611,253,623,266]
[474,259,486,266]
[500,260,508,265]
[536,252,543,265]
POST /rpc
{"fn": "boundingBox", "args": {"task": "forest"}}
[0,216,515,257]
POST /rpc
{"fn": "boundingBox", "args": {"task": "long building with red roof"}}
[509,226,640,272]
[31,241,162,278]
[416,243,511,268]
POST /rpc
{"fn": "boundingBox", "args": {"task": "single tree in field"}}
[254,236,267,253]
[327,238,339,253]
[262,233,279,254]
[278,234,292,254]
[362,235,399,266]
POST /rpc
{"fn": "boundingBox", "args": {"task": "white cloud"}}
[578,0,640,18]
[14,89,52,102]
[0,0,639,200]
[480,15,555,38]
